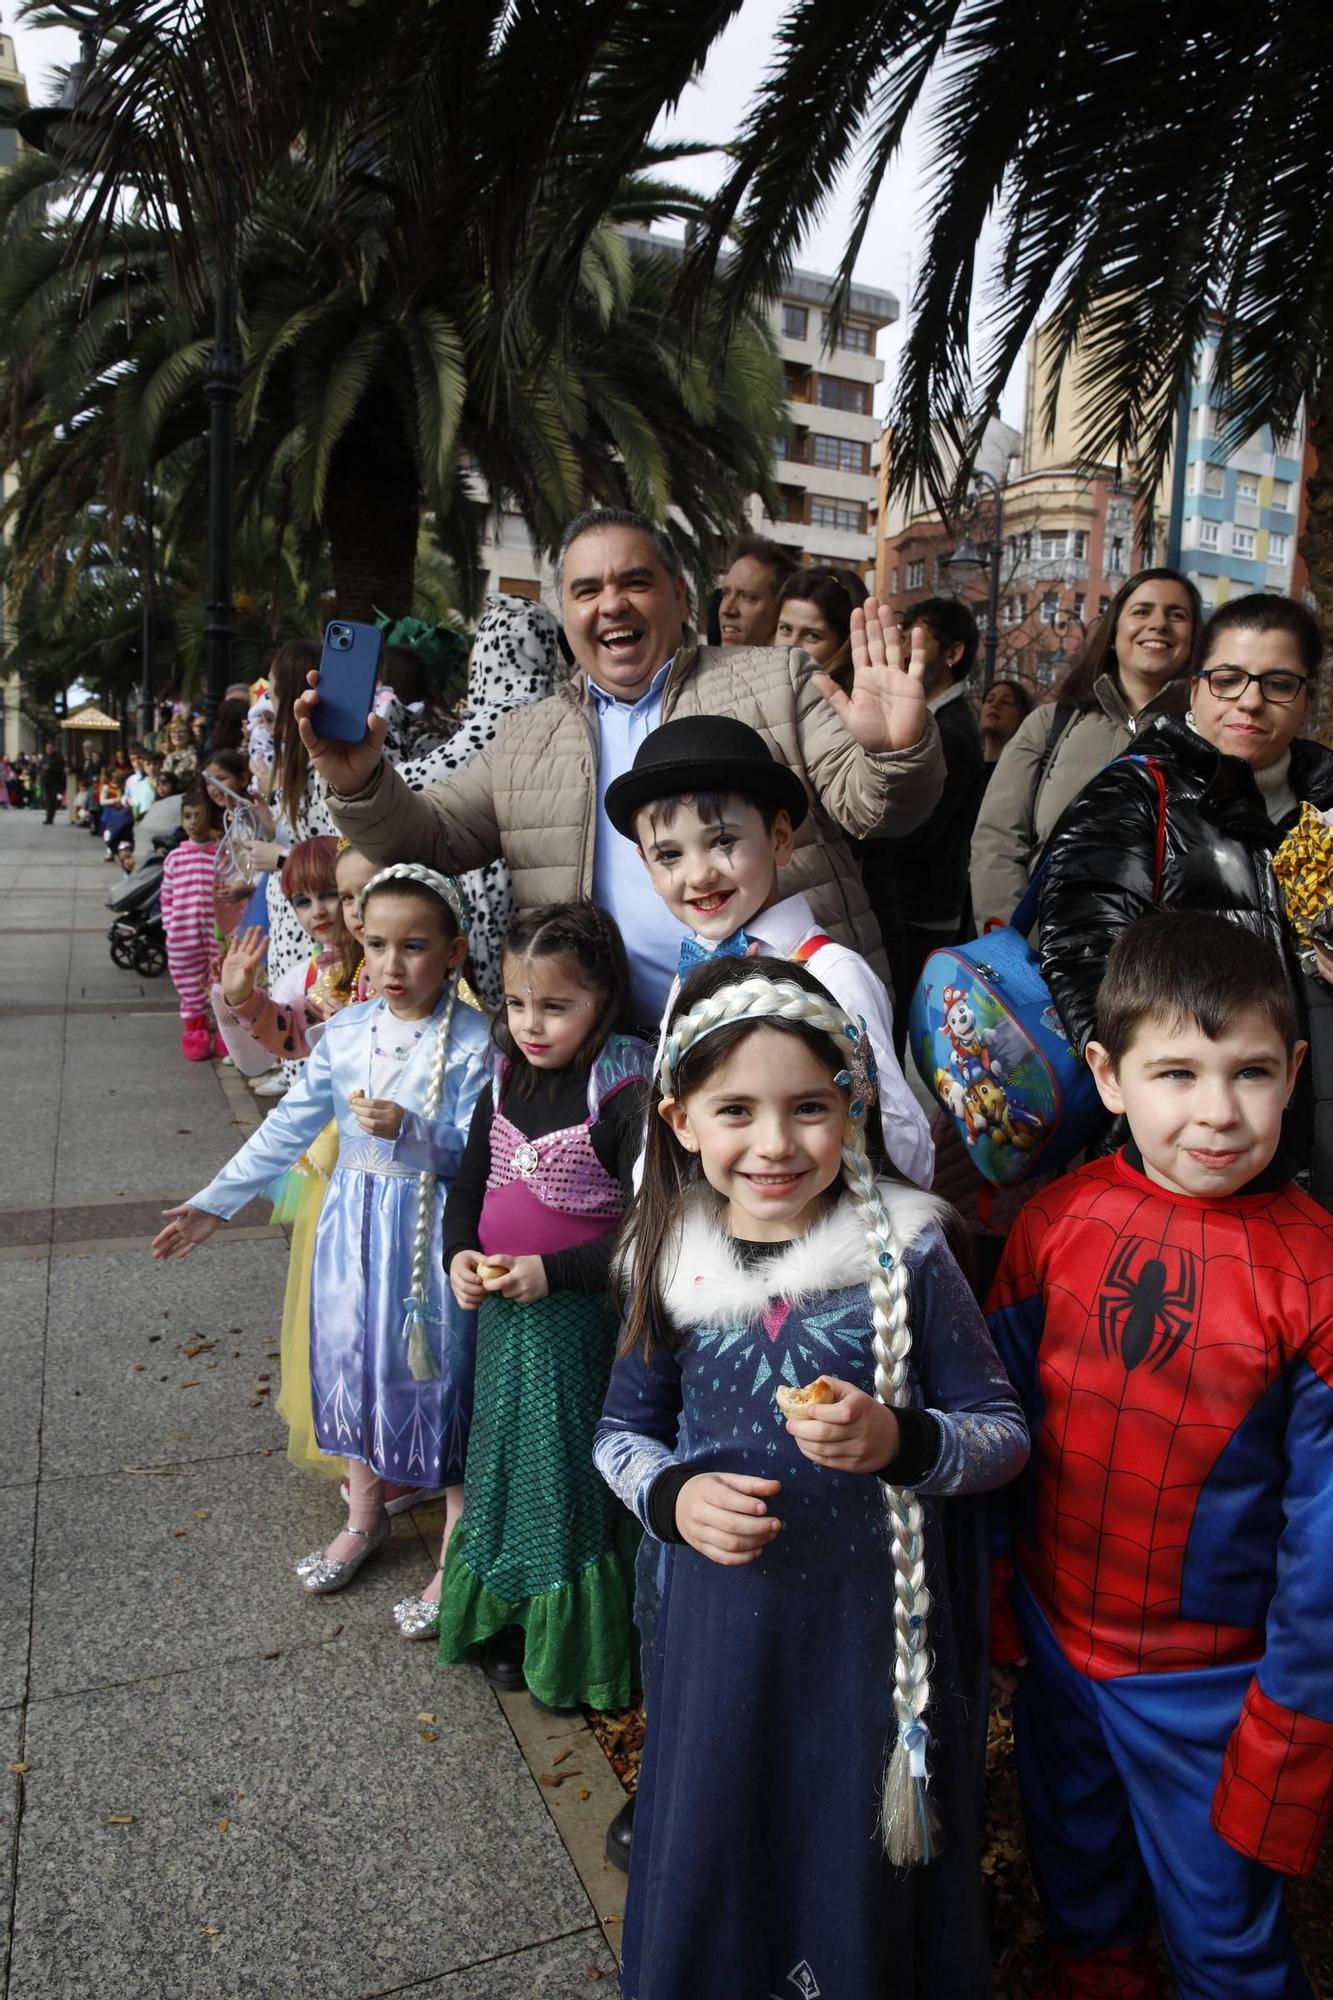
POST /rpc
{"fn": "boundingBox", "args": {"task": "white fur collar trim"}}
[659,1184,946,1330]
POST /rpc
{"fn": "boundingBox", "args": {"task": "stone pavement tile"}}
[53,1032,249,1201]
[0,1261,47,1485]
[0,1483,36,1708]
[41,1241,290,1479]
[1,1706,21,1987]
[29,1452,442,1698]
[390,1930,618,1996]
[10,1641,593,2000]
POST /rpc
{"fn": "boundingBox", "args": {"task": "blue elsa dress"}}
[189,993,490,1485]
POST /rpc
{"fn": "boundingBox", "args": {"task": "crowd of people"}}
[14,507,1324,1996]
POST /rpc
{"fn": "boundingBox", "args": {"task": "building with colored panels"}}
[1169,336,1305,610]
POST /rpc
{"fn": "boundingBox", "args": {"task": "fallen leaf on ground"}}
[178,1380,201,1389]
[539,1770,581,1787]
[416,1712,436,1724]
[193,1510,209,1521]
[175,1432,189,1442]
[9,1763,29,1775]
[200,1925,221,1936]
[256,1371,271,1383]
[419,1729,438,1743]
[106,1814,134,1825]
[134,1364,145,1373]
[551,1747,572,1767]
[577,1789,590,1801]
[170,1527,187,1539]
[181,1342,216,1358]
[217,1818,229,1834]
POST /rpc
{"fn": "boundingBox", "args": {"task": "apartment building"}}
[468,245,898,602]
[1169,334,1305,611]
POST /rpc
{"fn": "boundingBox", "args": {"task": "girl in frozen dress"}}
[152,863,490,1611]
[594,955,1029,2000]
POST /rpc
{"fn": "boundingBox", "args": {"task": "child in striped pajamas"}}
[160,781,222,1061]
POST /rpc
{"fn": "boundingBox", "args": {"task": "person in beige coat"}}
[297,508,945,1021]
[969,568,1201,929]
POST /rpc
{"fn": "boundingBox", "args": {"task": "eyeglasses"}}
[1196,666,1310,706]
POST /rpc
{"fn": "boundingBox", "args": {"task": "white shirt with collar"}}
[653,890,935,1188]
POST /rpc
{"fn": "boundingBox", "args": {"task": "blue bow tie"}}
[678,927,753,978]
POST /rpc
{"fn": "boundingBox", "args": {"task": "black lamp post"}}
[19,34,237,738]
[943,467,1006,692]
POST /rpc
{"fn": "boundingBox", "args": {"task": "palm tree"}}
[0,139,782,620]
[686,3,1333,609]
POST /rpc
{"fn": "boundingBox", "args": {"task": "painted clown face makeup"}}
[635,796,794,942]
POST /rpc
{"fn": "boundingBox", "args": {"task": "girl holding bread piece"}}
[594,954,1028,2000]
[439,902,652,1695]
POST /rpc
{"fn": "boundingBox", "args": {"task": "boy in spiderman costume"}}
[987,911,1333,1999]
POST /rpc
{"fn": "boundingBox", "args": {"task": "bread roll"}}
[775,1376,835,1420]
[476,1258,510,1282]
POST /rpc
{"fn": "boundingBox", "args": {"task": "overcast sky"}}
[5,1,1024,425]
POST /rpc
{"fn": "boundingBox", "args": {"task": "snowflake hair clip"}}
[834,1017,879,1122]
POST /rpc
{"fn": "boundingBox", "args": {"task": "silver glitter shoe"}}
[394,1571,443,1640]
[298,1517,390,1595]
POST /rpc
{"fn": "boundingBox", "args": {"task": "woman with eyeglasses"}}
[1036,592,1333,1200]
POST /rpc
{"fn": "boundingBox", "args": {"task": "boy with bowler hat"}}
[605,715,932,1186]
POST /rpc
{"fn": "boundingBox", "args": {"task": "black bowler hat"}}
[604,715,810,839]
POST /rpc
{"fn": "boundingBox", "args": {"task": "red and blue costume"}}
[987,1146,1333,1998]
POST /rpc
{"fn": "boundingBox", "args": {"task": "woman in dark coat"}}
[1037,592,1333,1203]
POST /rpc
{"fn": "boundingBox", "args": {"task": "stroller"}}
[107,838,174,977]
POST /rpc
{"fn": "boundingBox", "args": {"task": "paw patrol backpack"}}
[908,756,1166,1186]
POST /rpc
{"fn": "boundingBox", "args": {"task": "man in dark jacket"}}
[39,739,66,824]
[863,598,987,1050]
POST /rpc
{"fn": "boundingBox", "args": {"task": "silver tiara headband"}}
[658,974,878,1120]
[359,862,471,934]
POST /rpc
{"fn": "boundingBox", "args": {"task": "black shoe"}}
[604,1793,635,1872]
[480,1625,527,1692]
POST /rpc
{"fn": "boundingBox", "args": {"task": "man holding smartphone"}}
[297,507,944,1025]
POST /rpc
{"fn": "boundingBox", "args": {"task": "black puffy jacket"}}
[1036,713,1333,1202]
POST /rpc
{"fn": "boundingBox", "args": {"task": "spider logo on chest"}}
[1097,1239,1198,1372]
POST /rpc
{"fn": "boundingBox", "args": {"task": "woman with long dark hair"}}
[970,567,1202,926]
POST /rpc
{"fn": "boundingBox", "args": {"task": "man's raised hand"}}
[293,669,388,797]
[811,596,928,753]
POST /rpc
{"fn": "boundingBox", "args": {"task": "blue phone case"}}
[312,621,383,743]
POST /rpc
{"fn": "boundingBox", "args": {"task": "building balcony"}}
[1008,555,1090,585]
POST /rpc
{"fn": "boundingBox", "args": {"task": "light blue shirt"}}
[588,663,693,1024]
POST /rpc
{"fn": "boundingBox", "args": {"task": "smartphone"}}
[312,620,383,743]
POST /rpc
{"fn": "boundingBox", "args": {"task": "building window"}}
[1268,533,1291,564]
[810,498,865,534]
[1271,479,1293,511]
[815,375,870,415]
[1073,593,1085,622]
[1192,405,1215,439]
[811,432,870,474]
[890,566,900,593]
[1235,473,1259,504]
[1197,520,1219,551]
[1232,527,1256,558]
[782,304,809,341]
[1202,463,1224,496]
[1002,597,1019,627]
[905,559,925,590]
[1040,592,1060,625]
[1037,530,1065,562]
[822,315,873,353]
[773,433,790,461]
[782,363,811,402]
[1098,595,1110,615]
[1107,535,1126,574]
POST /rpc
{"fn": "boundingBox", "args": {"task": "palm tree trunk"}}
[324,396,421,621]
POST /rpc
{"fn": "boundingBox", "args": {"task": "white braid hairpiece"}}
[359,861,471,934]
[400,977,459,1382]
[660,973,936,1866]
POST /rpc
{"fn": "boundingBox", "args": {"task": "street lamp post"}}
[942,468,1005,691]
[19,36,237,739]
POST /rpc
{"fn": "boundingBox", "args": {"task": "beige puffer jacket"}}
[329,635,945,985]
[969,673,1188,927]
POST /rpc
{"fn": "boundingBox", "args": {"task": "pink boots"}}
[181,1014,213,1061]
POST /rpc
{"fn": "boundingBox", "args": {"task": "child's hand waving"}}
[349,1095,405,1139]
[151,1205,222,1260]
[220,925,268,1006]
[783,1376,901,1475]
[676,1473,783,1566]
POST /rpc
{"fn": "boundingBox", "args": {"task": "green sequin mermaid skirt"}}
[437,1288,639,1709]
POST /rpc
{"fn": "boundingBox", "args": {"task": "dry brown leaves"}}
[586,1704,645,1791]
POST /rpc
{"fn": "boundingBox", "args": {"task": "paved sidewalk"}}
[0,813,623,1998]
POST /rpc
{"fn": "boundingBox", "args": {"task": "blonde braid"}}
[661,973,936,1865]
[400,978,459,1382]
